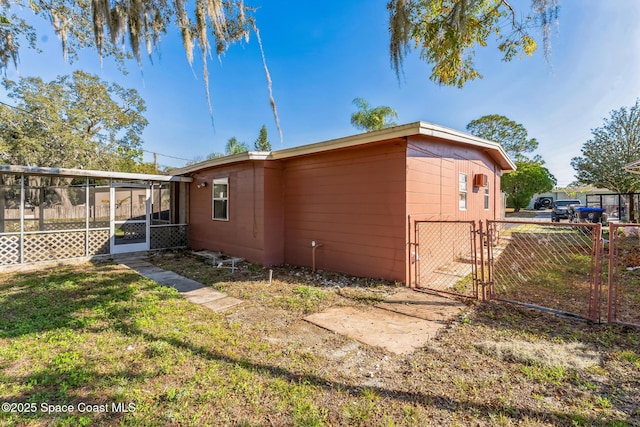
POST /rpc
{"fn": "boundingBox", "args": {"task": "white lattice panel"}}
[118,222,146,240]
[24,231,86,263]
[0,235,20,265]
[89,229,110,255]
[151,225,188,249]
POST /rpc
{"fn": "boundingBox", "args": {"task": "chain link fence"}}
[414,221,479,299]
[607,223,640,327]
[412,221,640,327]
[413,219,640,326]
[413,219,603,319]
[486,220,602,321]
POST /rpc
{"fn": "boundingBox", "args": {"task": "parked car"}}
[533,196,553,210]
[569,206,608,225]
[551,199,581,222]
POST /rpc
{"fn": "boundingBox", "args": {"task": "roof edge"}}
[0,165,193,182]
[172,121,516,175]
[171,152,271,175]
[268,122,420,161]
[417,122,516,171]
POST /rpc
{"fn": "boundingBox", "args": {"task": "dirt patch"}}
[136,250,640,425]
[474,339,601,369]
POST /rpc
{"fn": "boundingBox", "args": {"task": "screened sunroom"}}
[0,165,191,267]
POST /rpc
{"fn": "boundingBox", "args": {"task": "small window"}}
[458,173,467,210]
[484,183,490,210]
[212,177,229,220]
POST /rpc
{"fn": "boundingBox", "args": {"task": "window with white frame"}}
[484,182,490,210]
[212,177,229,220]
[458,173,467,210]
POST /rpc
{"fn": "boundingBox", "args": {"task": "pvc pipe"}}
[311,241,322,273]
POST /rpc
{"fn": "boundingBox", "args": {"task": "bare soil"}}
[145,250,640,426]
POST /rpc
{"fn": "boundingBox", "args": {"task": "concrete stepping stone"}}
[305,306,443,355]
[304,289,467,354]
[202,296,243,312]
[118,254,242,313]
[183,288,228,304]
[377,288,466,322]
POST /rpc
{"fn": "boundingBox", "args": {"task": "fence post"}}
[485,220,493,301]
[85,177,90,257]
[478,220,486,301]
[19,174,24,264]
[607,223,617,323]
[413,220,420,288]
[589,223,602,322]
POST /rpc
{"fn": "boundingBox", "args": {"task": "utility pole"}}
[153,152,158,173]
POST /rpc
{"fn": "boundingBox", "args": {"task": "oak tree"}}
[466,114,539,161]
[1,0,561,102]
[0,70,147,171]
[502,160,556,211]
[466,114,555,211]
[0,0,281,137]
[388,0,559,87]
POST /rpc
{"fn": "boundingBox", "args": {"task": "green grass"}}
[275,285,327,312]
[453,273,475,295]
[610,236,640,324]
[0,258,639,426]
[491,225,597,317]
[520,365,566,385]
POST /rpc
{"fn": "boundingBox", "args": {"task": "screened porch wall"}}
[585,193,640,222]
[0,174,188,266]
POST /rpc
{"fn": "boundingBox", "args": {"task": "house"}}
[174,121,515,285]
[0,122,515,284]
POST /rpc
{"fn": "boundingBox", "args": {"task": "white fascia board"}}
[171,152,271,175]
[0,164,193,182]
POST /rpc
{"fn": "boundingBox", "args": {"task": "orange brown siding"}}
[405,135,502,285]
[185,133,506,286]
[188,162,267,264]
[282,141,407,281]
[406,135,500,222]
[263,164,285,265]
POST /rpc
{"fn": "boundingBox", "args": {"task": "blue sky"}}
[4,1,640,187]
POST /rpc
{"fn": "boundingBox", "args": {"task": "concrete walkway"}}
[117,254,243,313]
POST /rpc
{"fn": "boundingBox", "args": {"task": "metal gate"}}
[485,220,602,322]
[607,223,640,327]
[414,220,480,299]
[412,219,605,322]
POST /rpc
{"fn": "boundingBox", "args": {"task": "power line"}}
[141,149,191,162]
[0,100,52,129]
